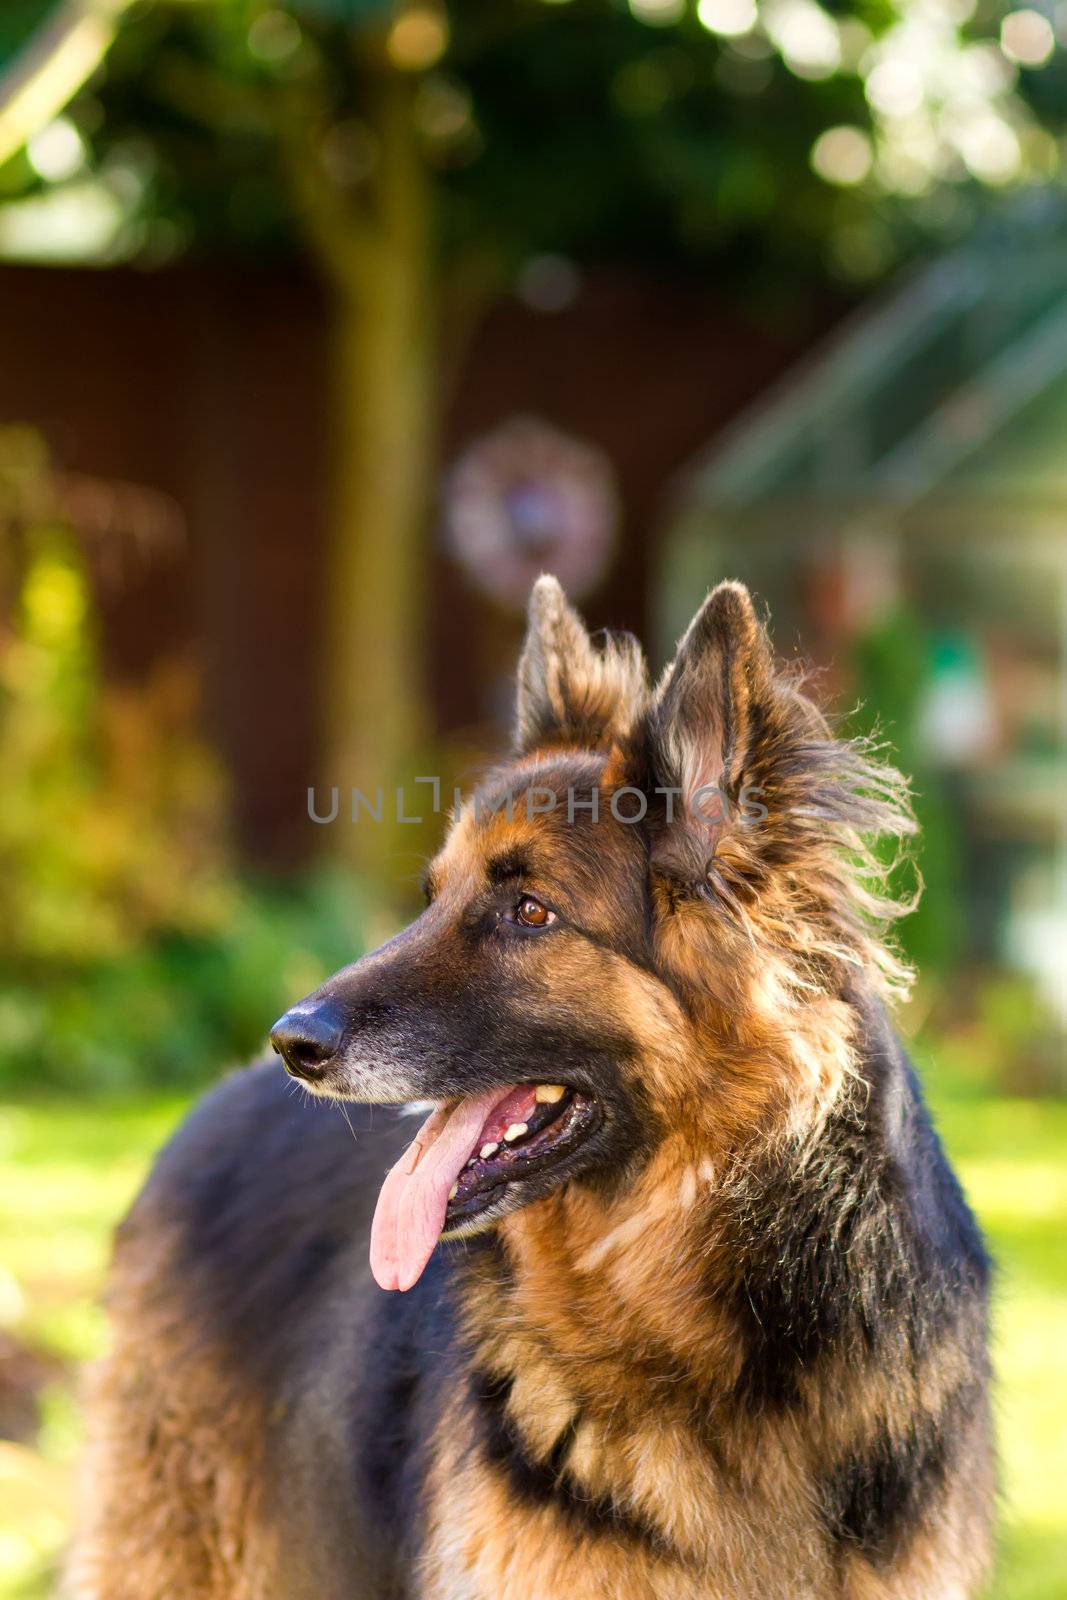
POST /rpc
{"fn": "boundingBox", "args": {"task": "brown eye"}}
[516,896,554,928]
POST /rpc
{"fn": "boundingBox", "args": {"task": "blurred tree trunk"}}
[282,59,435,891]
[327,76,434,887]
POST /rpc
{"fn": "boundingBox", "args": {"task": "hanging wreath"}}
[443,415,618,609]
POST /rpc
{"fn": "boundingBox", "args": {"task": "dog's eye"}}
[515,896,555,929]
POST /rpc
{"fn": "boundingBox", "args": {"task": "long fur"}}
[69,578,995,1600]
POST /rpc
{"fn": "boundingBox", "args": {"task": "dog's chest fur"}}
[377,1054,994,1600]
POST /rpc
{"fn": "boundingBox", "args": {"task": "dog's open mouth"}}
[444,1083,599,1225]
[370,1083,599,1292]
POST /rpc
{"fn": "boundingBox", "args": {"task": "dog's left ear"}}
[647,580,775,813]
[515,575,647,752]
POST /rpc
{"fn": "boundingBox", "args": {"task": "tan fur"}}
[425,1119,994,1599]
[65,1219,275,1600]
[516,575,648,753]
[70,578,992,1599]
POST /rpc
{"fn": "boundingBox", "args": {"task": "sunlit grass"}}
[0,1084,1063,1597]
[0,1095,188,1596]
[928,1091,1067,1597]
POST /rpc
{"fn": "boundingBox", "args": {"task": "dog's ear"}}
[643,583,918,997]
[515,575,647,753]
[644,582,775,863]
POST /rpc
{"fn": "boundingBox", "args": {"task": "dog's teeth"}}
[466,1157,477,1167]
[535,1084,565,1104]
[448,1183,458,1200]
[479,1141,499,1159]
[504,1122,528,1142]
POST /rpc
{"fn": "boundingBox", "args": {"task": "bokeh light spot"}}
[387,8,449,72]
[27,119,86,184]
[766,0,841,81]
[811,125,873,186]
[629,0,686,23]
[414,78,473,144]
[516,254,581,312]
[697,0,758,39]
[247,9,302,65]
[865,59,924,118]
[955,111,1023,183]
[1000,9,1056,67]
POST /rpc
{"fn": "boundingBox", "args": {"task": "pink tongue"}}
[370,1086,534,1292]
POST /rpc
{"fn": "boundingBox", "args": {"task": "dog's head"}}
[272,577,915,1289]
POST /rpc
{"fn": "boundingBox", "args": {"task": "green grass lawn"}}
[0,1082,1064,1598]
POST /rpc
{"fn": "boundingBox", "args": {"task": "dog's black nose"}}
[270,1002,345,1080]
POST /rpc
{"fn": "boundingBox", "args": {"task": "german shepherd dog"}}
[71,578,994,1600]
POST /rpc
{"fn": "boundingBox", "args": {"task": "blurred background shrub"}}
[0,427,366,1091]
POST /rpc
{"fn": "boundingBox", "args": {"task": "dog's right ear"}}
[635,581,777,885]
[515,575,647,753]
[648,580,774,805]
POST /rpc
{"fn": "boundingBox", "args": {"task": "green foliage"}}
[0,869,369,1092]
[0,430,227,972]
[847,600,963,976]
[0,430,368,1092]
[5,0,1063,287]
[922,973,1067,1099]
